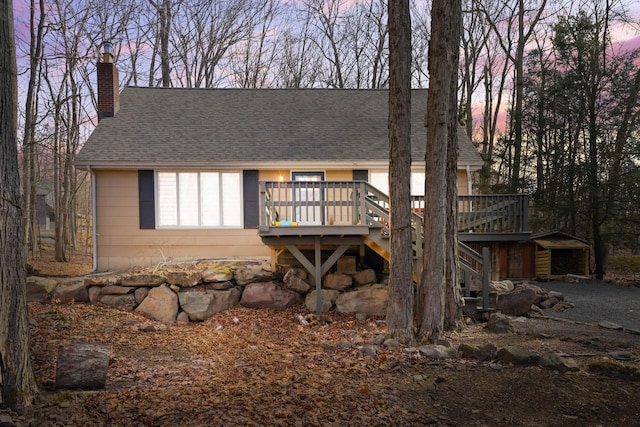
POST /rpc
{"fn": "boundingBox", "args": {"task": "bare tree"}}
[304,0,351,88]
[229,0,280,88]
[410,0,431,87]
[0,0,39,409]
[459,0,489,138]
[386,0,414,344]
[41,0,95,261]
[148,0,174,87]
[21,0,46,258]
[416,0,462,342]
[274,12,322,88]
[171,0,263,87]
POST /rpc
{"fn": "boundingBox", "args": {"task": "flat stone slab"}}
[599,321,623,330]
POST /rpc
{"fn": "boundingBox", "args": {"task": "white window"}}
[156,172,242,228]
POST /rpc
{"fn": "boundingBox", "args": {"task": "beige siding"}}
[326,170,353,181]
[94,170,268,271]
[457,170,470,195]
[94,167,474,271]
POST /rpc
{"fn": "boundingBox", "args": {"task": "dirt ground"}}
[14,254,640,426]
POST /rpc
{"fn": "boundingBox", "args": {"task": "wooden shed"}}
[533,232,590,280]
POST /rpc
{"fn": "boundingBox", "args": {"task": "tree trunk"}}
[417,0,457,342]
[385,0,414,344]
[444,0,464,331]
[0,0,39,408]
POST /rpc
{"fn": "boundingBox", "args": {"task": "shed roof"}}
[75,87,483,170]
[533,232,591,250]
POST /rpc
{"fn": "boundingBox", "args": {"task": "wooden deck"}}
[258,181,527,315]
[259,181,529,239]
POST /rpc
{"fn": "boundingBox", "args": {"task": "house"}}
[36,187,55,231]
[76,49,503,276]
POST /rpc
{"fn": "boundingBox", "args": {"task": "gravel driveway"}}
[539,279,640,332]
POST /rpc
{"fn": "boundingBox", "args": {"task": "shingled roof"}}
[75,87,483,169]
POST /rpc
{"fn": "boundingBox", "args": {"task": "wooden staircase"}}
[361,185,492,315]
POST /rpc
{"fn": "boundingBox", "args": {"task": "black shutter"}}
[138,170,155,229]
[243,170,259,228]
[353,169,368,181]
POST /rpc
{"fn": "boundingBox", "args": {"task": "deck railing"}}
[457,194,529,233]
[259,181,499,312]
[260,181,529,234]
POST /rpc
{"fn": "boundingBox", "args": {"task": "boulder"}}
[240,282,301,309]
[487,313,515,334]
[514,282,548,305]
[202,267,234,283]
[210,281,234,290]
[359,345,379,357]
[305,289,340,313]
[121,273,166,287]
[101,285,135,295]
[55,343,111,390]
[323,273,352,291]
[234,264,274,286]
[495,287,538,316]
[552,301,575,312]
[335,284,388,316]
[352,269,377,286]
[548,291,564,301]
[539,296,560,310]
[496,346,540,365]
[538,353,579,372]
[164,270,202,288]
[134,287,150,304]
[52,279,89,304]
[418,345,458,359]
[178,287,242,321]
[458,343,498,361]
[284,268,311,294]
[599,320,623,330]
[135,284,179,323]
[100,294,137,311]
[489,280,515,294]
[84,274,121,287]
[176,311,190,323]
[26,276,58,302]
[528,304,545,317]
[88,286,103,303]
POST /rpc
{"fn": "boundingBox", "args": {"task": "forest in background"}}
[13,0,640,277]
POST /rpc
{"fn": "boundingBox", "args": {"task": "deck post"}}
[482,246,490,310]
[315,236,322,316]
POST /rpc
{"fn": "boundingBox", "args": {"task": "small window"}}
[157,171,242,228]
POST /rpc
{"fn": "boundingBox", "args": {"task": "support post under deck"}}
[283,237,351,316]
[315,237,322,315]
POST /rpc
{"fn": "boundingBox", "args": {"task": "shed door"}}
[292,172,324,225]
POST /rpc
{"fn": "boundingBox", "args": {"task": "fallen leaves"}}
[25,301,640,426]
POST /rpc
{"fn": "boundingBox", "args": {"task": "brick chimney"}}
[97,41,120,121]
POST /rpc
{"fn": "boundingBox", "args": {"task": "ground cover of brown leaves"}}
[20,253,640,426]
[25,302,640,427]
[27,248,92,278]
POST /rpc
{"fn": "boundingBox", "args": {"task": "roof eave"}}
[74,159,484,171]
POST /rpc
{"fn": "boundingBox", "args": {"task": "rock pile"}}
[26,261,389,324]
[487,279,573,316]
[27,262,575,325]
